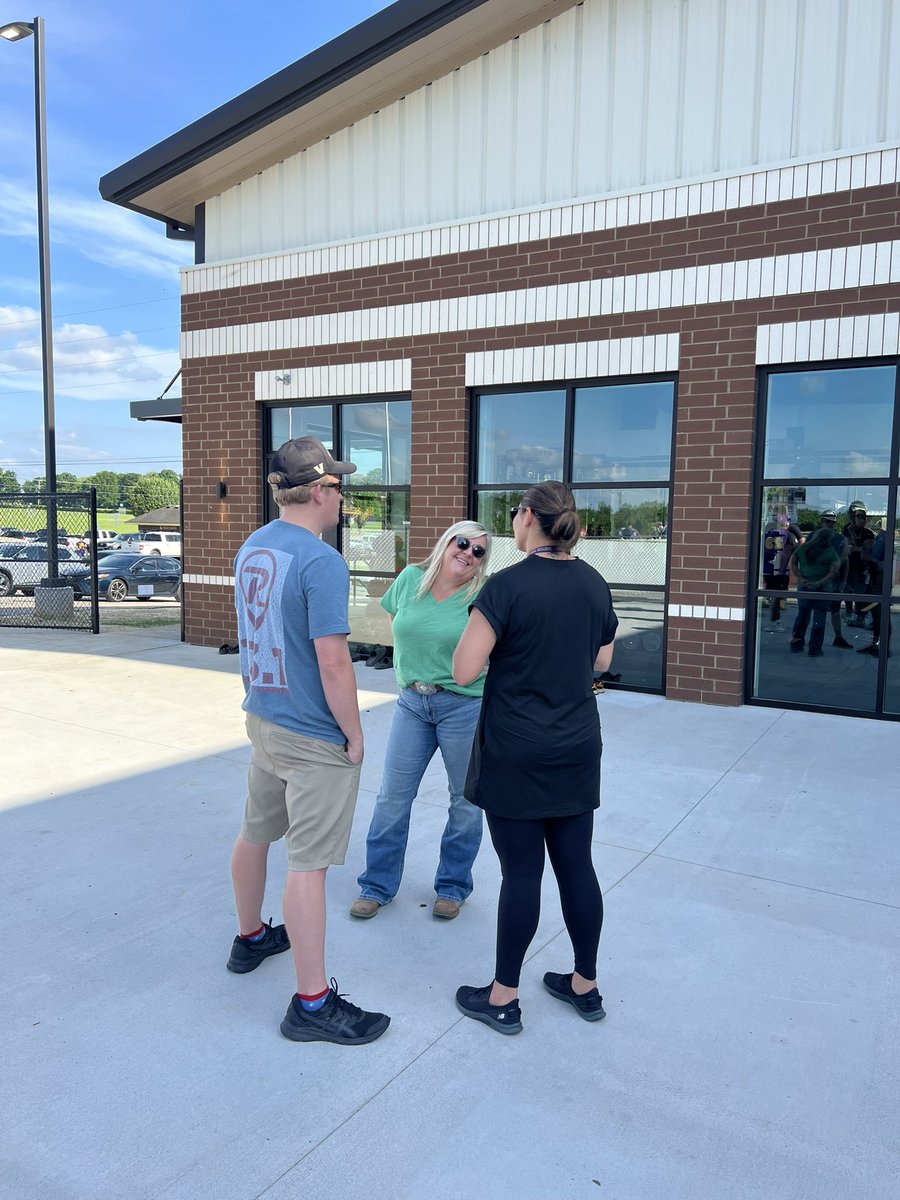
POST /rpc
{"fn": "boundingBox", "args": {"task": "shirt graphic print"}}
[236,546,290,694]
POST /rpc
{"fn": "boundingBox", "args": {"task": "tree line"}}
[0,468,181,516]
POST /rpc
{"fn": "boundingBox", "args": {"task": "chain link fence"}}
[0,491,99,632]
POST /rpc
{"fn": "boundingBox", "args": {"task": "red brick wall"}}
[179,182,900,702]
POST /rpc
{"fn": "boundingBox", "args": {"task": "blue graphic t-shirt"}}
[234,520,350,743]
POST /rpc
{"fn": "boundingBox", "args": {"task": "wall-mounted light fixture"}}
[217,482,228,500]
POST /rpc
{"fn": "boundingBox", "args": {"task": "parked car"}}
[135,531,181,557]
[0,542,89,597]
[69,553,181,602]
[110,532,142,552]
[82,529,119,551]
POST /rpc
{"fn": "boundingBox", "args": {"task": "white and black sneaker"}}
[280,980,390,1045]
[455,983,523,1035]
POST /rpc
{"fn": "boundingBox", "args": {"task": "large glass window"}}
[751,363,899,719]
[265,397,411,646]
[473,378,675,694]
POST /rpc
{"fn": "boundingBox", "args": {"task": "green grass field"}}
[0,506,135,536]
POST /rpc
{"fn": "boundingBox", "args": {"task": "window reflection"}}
[573,488,669,586]
[764,366,894,478]
[342,401,411,486]
[606,589,665,690]
[341,490,409,575]
[269,405,332,448]
[753,597,878,712]
[477,391,565,483]
[883,609,900,714]
[573,382,674,481]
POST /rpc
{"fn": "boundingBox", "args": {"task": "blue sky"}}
[0,0,386,481]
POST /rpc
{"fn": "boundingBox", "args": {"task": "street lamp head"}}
[0,21,34,41]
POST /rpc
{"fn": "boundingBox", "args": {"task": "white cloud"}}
[0,179,193,281]
[0,306,181,404]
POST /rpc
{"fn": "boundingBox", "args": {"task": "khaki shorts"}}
[242,713,361,871]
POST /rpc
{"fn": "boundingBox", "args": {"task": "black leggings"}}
[486,810,603,988]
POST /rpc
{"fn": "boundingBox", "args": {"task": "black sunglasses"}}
[318,482,342,494]
[455,535,486,559]
[510,506,522,523]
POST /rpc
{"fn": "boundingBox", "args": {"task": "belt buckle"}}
[412,681,439,696]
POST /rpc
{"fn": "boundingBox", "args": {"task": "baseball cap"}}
[269,436,356,486]
[821,510,837,522]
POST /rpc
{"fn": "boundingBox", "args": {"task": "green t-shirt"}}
[381,565,485,698]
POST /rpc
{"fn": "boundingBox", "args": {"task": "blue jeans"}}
[357,688,483,904]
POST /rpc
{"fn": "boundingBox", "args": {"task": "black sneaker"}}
[857,642,880,656]
[455,984,523,1035]
[543,972,606,1022]
[226,920,290,973]
[832,636,853,649]
[280,980,390,1045]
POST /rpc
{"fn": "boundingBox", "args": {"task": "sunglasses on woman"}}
[455,535,486,559]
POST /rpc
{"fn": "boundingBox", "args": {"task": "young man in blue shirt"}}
[227,436,390,1045]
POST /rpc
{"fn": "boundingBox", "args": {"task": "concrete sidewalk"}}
[0,626,897,1200]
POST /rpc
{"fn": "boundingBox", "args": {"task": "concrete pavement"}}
[0,625,897,1200]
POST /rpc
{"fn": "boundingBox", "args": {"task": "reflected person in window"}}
[789,526,842,658]
[350,521,491,922]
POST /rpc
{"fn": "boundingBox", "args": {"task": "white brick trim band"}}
[182,146,900,295]
[255,358,412,400]
[182,237,900,362]
[756,313,900,364]
[668,604,745,622]
[465,334,679,386]
[183,574,234,587]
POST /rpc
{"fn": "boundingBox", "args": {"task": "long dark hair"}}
[520,480,581,551]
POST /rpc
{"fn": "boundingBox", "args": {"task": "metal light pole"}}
[1,16,59,579]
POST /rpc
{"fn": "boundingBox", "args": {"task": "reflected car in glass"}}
[69,554,182,602]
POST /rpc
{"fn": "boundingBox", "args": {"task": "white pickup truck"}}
[134,531,182,558]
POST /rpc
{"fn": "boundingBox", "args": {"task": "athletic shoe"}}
[349,897,381,919]
[226,920,290,974]
[857,642,880,656]
[543,972,607,1022]
[832,636,853,649]
[789,639,804,653]
[808,648,824,657]
[455,984,522,1035]
[280,980,390,1045]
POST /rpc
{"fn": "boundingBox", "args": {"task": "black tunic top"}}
[464,555,618,819]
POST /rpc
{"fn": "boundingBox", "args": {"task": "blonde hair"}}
[415,520,491,601]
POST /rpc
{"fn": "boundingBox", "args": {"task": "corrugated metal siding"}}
[205,0,900,262]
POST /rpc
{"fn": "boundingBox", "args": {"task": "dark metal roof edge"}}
[99,0,491,215]
[130,397,183,421]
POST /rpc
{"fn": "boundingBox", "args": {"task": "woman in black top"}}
[451,481,618,1035]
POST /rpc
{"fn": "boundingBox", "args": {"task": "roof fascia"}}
[99,0,490,218]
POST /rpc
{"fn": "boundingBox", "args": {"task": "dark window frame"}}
[261,392,411,581]
[469,373,678,696]
[747,356,900,721]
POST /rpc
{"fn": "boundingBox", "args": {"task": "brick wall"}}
[179,182,900,702]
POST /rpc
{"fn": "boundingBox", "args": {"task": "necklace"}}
[529,545,571,558]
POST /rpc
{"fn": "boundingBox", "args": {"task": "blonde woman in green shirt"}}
[350,521,491,921]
